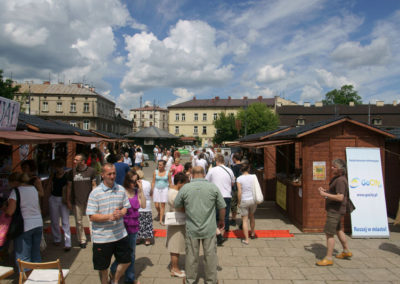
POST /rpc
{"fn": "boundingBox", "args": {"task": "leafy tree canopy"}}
[213,112,239,144]
[0,69,20,100]
[237,102,279,136]
[322,85,362,105]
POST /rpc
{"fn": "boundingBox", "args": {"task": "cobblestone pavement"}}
[3,158,400,283]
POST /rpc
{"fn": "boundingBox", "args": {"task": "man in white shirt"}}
[195,153,208,173]
[153,146,159,162]
[123,152,132,166]
[206,154,235,246]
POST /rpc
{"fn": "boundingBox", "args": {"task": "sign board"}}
[276,181,287,210]
[313,161,326,180]
[144,138,154,145]
[346,147,389,238]
[0,96,20,131]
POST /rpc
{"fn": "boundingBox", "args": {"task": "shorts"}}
[324,211,342,235]
[239,199,257,216]
[92,236,131,270]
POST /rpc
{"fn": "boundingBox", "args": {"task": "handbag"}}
[0,212,12,246]
[164,211,186,226]
[7,187,25,240]
[252,175,264,204]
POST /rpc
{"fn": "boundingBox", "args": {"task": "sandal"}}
[241,239,249,245]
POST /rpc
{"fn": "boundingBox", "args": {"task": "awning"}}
[238,140,294,149]
[0,131,72,145]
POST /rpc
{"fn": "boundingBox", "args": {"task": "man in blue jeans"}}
[206,154,235,246]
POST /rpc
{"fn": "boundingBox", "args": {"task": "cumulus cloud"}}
[331,37,391,68]
[256,64,286,83]
[316,69,355,89]
[120,20,234,93]
[116,91,143,113]
[169,88,195,106]
[300,85,323,103]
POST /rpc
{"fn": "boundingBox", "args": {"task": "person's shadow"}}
[304,243,338,259]
[134,257,154,278]
[379,243,400,256]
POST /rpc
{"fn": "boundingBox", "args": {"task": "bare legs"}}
[154,202,160,220]
[100,262,130,284]
[160,203,165,225]
[337,229,350,252]
[242,215,249,242]
[170,253,184,276]
[324,229,350,260]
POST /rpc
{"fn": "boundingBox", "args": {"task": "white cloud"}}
[116,91,143,113]
[300,85,323,103]
[331,37,391,68]
[4,23,49,47]
[169,88,195,106]
[256,64,286,83]
[316,69,355,89]
[121,20,234,93]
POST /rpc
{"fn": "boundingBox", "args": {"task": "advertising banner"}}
[346,147,389,238]
[0,96,20,131]
[313,161,326,180]
[276,181,287,210]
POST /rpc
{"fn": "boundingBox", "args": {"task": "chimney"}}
[349,101,355,106]
[89,87,95,92]
[193,96,196,100]
[376,100,384,107]
[257,96,262,101]
[243,96,248,100]
[215,96,219,100]
[43,81,50,85]
[228,96,231,100]
[393,100,398,106]
[304,102,311,107]
[315,101,323,107]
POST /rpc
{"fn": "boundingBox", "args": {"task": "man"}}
[175,166,226,284]
[230,152,242,226]
[153,145,159,162]
[206,154,235,246]
[123,152,132,166]
[114,154,130,185]
[86,163,131,284]
[67,154,97,248]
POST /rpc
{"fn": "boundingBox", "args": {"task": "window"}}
[83,102,89,113]
[142,114,144,118]
[372,118,382,126]
[70,122,77,127]
[194,113,198,121]
[150,122,153,126]
[213,113,218,120]
[203,113,207,121]
[83,120,90,130]
[202,126,207,134]
[194,126,198,134]
[229,113,234,118]
[150,114,153,119]
[175,126,179,134]
[296,118,305,126]
[134,114,137,119]
[181,113,185,121]
[175,113,179,121]
[56,102,62,112]
[42,101,48,111]
[70,102,76,112]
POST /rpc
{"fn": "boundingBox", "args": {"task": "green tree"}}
[237,102,279,136]
[213,112,239,144]
[322,85,362,105]
[0,70,20,100]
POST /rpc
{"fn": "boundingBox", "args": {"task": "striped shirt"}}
[86,182,131,243]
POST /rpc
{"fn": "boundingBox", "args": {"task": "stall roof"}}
[125,126,178,139]
[89,129,124,139]
[0,131,73,145]
[239,127,291,142]
[270,116,395,140]
[239,140,294,148]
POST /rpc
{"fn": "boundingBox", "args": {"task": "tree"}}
[213,112,239,144]
[237,102,279,136]
[0,70,20,100]
[322,85,362,105]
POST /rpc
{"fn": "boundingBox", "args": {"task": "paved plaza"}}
[3,158,400,283]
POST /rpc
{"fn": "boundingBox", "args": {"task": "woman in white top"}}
[236,163,258,244]
[123,152,133,166]
[6,172,43,267]
[134,148,144,169]
[195,153,208,173]
[136,170,154,246]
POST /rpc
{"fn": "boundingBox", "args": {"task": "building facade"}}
[168,96,296,146]
[129,106,169,133]
[15,82,131,135]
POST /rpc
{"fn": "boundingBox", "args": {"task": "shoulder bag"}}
[7,187,25,240]
[252,175,264,204]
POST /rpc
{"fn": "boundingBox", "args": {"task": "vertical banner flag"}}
[346,147,389,238]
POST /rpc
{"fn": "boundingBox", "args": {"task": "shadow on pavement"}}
[135,256,154,278]
[379,242,400,256]
[304,243,338,259]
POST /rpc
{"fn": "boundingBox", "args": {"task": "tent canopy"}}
[125,126,178,139]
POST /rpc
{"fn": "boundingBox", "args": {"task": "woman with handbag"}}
[6,172,43,267]
[47,158,71,251]
[316,158,352,266]
[166,172,189,278]
[236,163,258,245]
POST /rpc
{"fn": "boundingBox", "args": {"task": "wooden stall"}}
[384,129,400,218]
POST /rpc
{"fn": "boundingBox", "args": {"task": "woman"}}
[168,158,184,185]
[195,153,208,173]
[166,172,189,278]
[6,173,43,266]
[183,162,192,180]
[136,170,154,246]
[316,159,352,266]
[20,160,44,197]
[134,148,144,169]
[152,160,169,225]
[236,163,258,245]
[110,171,146,284]
[47,158,71,251]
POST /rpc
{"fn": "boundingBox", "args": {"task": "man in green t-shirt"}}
[175,166,226,284]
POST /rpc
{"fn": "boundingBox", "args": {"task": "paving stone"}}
[361,268,398,281]
[265,239,295,248]
[231,247,260,256]
[258,280,292,284]
[268,267,305,280]
[275,256,311,268]
[246,256,280,267]
[299,267,338,280]
[237,266,272,279]
[221,280,258,284]
[218,255,249,266]
[217,266,238,280]
[65,274,86,283]
[259,247,289,257]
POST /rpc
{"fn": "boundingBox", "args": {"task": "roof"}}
[168,97,275,109]
[89,129,124,139]
[130,106,168,111]
[239,127,290,142]
[125,126,178,139]
[16,83,115,105]
[277,104,400,115]
[0,131,73,145]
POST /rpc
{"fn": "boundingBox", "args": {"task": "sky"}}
[1,0,400,114]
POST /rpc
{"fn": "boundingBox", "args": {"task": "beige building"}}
[129,106,169,132]
[15,82,131,135]
[168,96,296,146]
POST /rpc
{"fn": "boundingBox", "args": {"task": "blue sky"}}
[1,0,399,113]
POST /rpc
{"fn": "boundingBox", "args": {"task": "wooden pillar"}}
[264,145,276,201]
[66,142,76,168]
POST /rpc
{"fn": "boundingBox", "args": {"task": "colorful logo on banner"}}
[349,177,382,189]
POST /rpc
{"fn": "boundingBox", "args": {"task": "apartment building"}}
[168,96,296,146]
[129,105,169,132]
